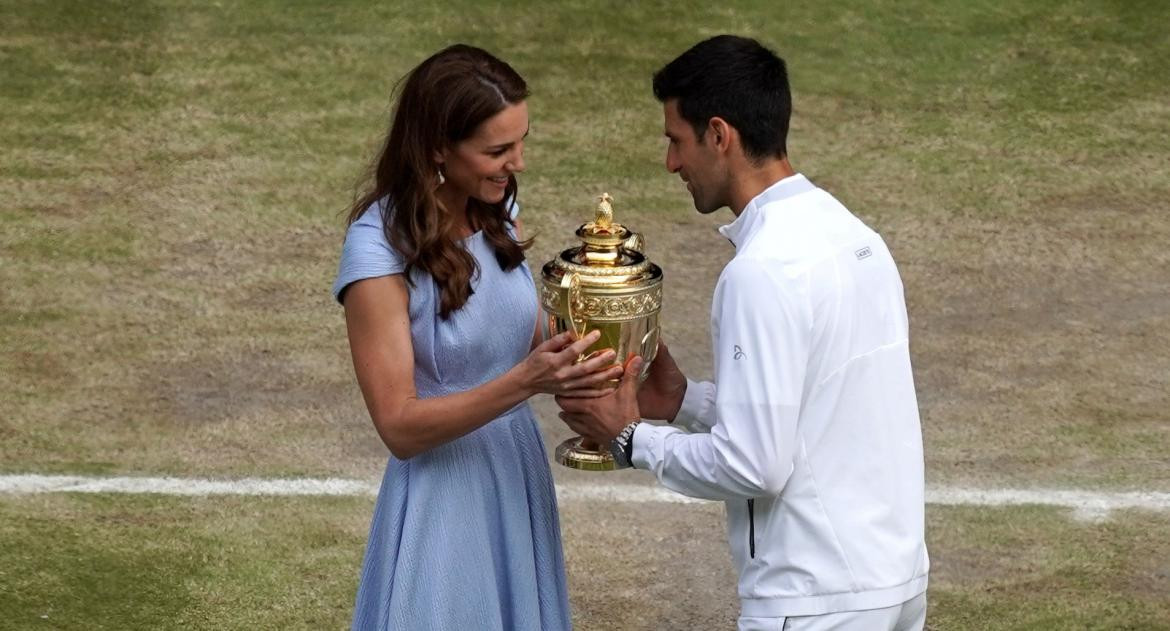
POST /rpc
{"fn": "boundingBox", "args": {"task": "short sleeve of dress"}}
[332,201,404,303]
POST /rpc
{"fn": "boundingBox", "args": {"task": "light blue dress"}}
[333,201,571,630]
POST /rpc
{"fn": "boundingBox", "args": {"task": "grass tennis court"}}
[2,0,1168,628]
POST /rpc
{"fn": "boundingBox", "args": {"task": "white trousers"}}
[737,592,927,631]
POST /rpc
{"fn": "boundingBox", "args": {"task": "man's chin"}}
[685,188,719,214]
[693,198,721,215]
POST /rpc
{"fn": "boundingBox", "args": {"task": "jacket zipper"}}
[746,499,756,558]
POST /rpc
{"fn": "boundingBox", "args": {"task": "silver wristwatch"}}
[609,420,641,468]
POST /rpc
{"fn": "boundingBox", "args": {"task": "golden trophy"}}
[541,193,663,470]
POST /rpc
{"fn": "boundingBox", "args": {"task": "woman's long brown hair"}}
[347,44,532,318]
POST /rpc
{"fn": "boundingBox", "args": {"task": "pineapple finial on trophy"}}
[594,192,615,231]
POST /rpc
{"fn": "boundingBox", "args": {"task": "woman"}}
[333,45,615,630]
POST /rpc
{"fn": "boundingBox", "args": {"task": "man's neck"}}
[728,157,796,216]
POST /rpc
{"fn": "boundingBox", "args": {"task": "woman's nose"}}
[508,152,526,173]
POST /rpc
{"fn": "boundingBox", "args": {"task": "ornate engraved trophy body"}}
[540,194,663,470]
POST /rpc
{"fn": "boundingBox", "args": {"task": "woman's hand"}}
[516,330,623,398]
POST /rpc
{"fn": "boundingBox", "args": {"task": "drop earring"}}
[437,166,446,186]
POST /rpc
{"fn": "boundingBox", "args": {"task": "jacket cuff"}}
[630,422,669,470]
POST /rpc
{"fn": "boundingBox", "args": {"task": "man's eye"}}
[489,148,508,156]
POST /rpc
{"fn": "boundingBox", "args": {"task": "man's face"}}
[663,99,724,214]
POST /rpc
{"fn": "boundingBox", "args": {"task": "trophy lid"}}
[542,193,662,288]
[577,193,631,253]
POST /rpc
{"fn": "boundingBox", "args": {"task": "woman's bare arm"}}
[344,275,618,459]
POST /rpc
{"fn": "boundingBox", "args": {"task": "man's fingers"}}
[557,411,576,429]
[557,412,593,436]
[554,395,589,412]
[556,387,614,399]
[554,394,612,412]
[557,410,582,426]
[620,355,644,391]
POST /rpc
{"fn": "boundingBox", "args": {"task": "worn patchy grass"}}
[925,505,1170,629]
[0,495,1166,629]
[3,0,1167,486]
[0,493,367,630]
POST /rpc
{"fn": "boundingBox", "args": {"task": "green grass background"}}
[3,0,1168,483]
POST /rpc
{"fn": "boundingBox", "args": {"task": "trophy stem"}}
[555,436,628,471]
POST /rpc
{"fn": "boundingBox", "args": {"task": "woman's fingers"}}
[537,330,577,353]
[569,350,618,375]
[558,365,622,391]
[585,363,624,384]
[560,330,601,359]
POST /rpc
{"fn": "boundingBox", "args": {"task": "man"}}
[556,35,929,631]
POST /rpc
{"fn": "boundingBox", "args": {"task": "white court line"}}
[0,474,378,497]
[2,474,1168,521]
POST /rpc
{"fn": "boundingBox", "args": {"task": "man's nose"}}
[665,150,680,174]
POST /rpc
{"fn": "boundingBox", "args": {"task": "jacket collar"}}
[718,173,815,248]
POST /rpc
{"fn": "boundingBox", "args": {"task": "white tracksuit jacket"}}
[631,174,930,617]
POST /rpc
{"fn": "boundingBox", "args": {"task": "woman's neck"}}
[435,185,476,238]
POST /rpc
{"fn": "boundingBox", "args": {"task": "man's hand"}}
[556,355,643,444]
[637,339,687,421]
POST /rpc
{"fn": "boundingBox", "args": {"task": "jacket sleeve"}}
[672,378,716,433]
[631,261,809,500]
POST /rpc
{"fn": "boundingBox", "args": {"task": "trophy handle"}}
[639,327,660,379]
[559,272,587,340]
[623,232,645,252]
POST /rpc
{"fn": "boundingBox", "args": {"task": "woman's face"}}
[438,100,529,205]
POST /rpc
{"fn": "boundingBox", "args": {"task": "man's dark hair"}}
[652,35,791,161]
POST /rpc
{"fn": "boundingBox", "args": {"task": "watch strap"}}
[610,420,640,468]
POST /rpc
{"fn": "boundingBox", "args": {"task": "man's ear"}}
[708,117,732,152]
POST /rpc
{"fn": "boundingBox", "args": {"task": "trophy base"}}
[555,436,629,471]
